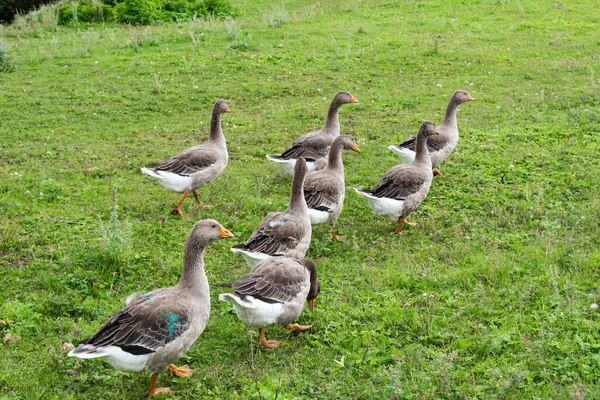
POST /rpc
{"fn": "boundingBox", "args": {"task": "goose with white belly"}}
[267,91,358,175]
[388,90,473,176]
[231,158,311,268]
[304,134,360,240]
[355,121,438,235]
[68,219,234,396]
[219,257,320,349]
[141,100,230,217]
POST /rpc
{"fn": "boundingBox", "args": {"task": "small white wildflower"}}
[591,303,598,310]
[423,293,428,297]
[589,293,594,298]
[436,83,442,88]
[94,60,98,64]
[193,85,199,89]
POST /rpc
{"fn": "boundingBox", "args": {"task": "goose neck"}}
[323,99,341,133]
[209,112,224,143]
[442,98,459,129]
[178,241,209,296]
[326,140,344,172]
[413,133,431,165]
[289,169,308,212]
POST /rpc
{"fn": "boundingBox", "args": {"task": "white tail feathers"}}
[68,345,108,359]
[387,145,416,164]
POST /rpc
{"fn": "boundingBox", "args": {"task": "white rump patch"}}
[141,168,192,192]
[388,145,415,164]
[354,188,405,223]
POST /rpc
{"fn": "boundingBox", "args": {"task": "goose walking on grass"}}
[231,158,311,268]
[141,100,231,217]
[267,91,358,175]
[388,90,473,176]
[303,134,360,240]
[219,258,320,349]
[68,219,234,396]
[355,121,438,235]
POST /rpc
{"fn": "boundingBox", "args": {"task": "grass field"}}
[1,0,600,398]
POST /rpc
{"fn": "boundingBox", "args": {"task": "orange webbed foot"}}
[285,323,312,331]
[168,364,194,378]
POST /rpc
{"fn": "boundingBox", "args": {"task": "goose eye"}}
[212,225,216,228]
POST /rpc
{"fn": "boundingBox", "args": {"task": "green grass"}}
[1,0,600,398]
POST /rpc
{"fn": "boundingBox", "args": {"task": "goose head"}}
[189,219,234,247]
[333,91,359,105]
[213,99,231,114]
[418,120,439,139]
[336,134,361,153]
[299,259,320,311]
[452,90,474,104]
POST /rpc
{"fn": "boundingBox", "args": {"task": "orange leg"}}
[331,226,346,241]
[192,190,205,207]
[433,168,443,176]
[146,373,172,397]
[258,328,280,348]
[168,363,194,378]
[390,216,417,235]
[171,190,189,217]
[285,323,312,331]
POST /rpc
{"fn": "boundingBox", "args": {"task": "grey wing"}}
[371,165,430,200]
[232,260,307,303]
[399,134,447,153]
[279,132,333,161]
[397,134,417,151]
[425,135,449,153]
[78,291,190,355]
[155,147,218,176]
[304,173,342,212]
[243,212,308,256]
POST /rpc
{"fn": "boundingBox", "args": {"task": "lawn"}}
[1,0,599,398]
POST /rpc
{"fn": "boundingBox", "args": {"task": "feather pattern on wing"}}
[154,146,219,176]
[77,290,190,355]
[279,132,334,161]
[234,211,308,256]
[370,165,431,200]
[303,173,342,212]
[231,259,308,304]
[398,134,448,153]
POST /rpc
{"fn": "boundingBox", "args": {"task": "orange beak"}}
[227,107,232,112]
[434,128,440,135]
[349,95,358,103]
[467,95,474,101]
[352,144,360,153]
[307,298,316,311]
[219,226,234,238]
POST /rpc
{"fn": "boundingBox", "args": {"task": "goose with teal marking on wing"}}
[219,257,320,349]
[303,134,360,240]
[267,91,358,175]
[68,219,234,396]
[355,121,438,235]
[232,158,311,268]
[141,100,231,217]
[388,90,473,176]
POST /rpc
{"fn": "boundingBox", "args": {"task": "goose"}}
[231,158,311,268]
[219,257,320,349]
[355,121,438,235]
[141,100,230,217]
[388,90,473,176]
[68,219,234,396]
[266,91,358,175]
[304,134,360,240]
